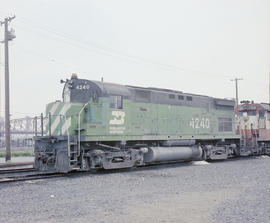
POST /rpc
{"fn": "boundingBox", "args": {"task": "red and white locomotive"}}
[236,101,270,155]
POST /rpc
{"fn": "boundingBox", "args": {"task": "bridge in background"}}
[0,116,43,147]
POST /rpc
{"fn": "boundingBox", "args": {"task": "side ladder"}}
[69,138,80,169]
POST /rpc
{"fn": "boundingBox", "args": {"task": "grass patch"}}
[0,151,34,157]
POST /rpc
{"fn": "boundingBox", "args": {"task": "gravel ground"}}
[0,156,270,223]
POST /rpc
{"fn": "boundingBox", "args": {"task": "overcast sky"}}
[0,0,270,118]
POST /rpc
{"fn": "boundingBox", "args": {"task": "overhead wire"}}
[14,16,231,78]
[13,40,98,77]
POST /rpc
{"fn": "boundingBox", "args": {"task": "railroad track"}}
[0,158,239,184]
[0,162,34,168]
[0,172,66,183]
[0,160,201,184]
[0,162,65,183]
[0,162,35,176]
[0,167,36,174]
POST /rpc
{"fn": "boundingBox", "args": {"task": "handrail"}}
[77,103,88,157]
[59,114,71,157]
[41,113,44,136]
[48,112,52,136]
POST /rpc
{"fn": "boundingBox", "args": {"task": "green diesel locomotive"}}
[34,74,240,172]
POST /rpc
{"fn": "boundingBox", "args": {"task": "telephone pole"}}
[1,16,15,162]
[230,77,243,106]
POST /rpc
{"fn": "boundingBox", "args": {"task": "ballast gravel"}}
[1,156,270,223]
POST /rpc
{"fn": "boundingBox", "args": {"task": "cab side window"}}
[110,95,123,109]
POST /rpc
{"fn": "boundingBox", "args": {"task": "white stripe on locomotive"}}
[48,101,61,116]
[61,117,71,135]
[51,104,71,135]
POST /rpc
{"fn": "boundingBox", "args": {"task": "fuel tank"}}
[143,146,202,163]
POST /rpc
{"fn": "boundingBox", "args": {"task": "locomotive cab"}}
[47,74,131,136]
[62,73,102,104]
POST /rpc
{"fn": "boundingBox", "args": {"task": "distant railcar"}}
[236,101,270,155]
[34,74,260,173]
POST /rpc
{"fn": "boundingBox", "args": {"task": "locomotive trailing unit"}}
[235,101,270,154]
[34,74,267,173]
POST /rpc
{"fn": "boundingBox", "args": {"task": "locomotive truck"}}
[34,74,262,172]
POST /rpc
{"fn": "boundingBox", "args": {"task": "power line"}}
[15,45,97,76]
[15,16,231,78]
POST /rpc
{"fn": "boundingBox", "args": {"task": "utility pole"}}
[0,16,15,162]
[230,77,243,106]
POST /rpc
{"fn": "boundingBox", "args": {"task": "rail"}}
[0,171,66,183]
